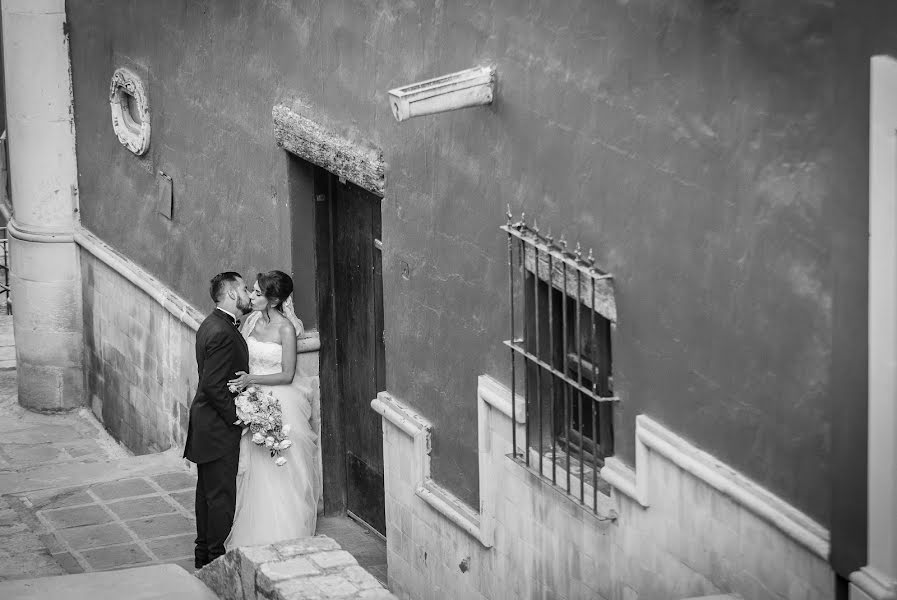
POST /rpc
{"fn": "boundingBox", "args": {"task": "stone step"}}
[0,563,218,599]
[0,448,188,496]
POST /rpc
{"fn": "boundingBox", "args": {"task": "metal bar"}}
[501,344,620,402]
[547,248,556,485]
[501,225,613,280]
[590,276,598,512]
[507,224,517,458]
[534,244,542,475]
[576,268,585,504]
[561,254,570,494]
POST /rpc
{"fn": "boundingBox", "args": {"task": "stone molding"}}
[387,65,495,122]
[272,105,386,196]
[75,224,203,330]
[372,390,494,547]
[600,414,831,560]
[474,374,830,561]
[7,218,74,243]
[73,224,321,352]
[109,67,151,155]
[851,566,897,600]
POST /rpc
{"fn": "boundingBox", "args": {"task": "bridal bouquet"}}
[229,385,293,466]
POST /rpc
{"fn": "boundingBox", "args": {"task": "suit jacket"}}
[183,308,249,464]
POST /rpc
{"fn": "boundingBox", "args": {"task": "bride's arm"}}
[235,321,297,387]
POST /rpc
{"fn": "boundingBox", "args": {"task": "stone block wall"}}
[81,248,198,454]
[197,535,396,600]
[380,380,834,600]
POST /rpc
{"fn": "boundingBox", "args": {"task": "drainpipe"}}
[1,0,83,411]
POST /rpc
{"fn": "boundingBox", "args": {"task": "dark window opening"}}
[503,216,618,512]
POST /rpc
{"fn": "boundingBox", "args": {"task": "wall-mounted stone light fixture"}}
[388,66,495,122]
[109,67,150,155]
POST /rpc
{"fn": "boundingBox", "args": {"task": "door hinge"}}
[373,239,383,251]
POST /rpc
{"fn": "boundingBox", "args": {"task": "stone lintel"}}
[272,104,386,197]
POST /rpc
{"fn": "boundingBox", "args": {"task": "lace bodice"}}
[243,311,284,376]
[247,336,283,375]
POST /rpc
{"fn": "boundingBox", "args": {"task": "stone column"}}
[851,55,897,600]
[1,0,83,411]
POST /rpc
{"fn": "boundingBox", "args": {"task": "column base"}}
[8,234,83,411]
[851,567,897,600]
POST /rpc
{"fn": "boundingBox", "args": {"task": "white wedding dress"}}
[225,312,321,548]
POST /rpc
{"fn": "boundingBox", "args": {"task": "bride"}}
[225,270,321,548]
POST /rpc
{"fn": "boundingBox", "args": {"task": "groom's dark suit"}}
[184,308,248,567]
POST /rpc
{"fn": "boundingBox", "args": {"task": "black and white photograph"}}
[0,1,882,599]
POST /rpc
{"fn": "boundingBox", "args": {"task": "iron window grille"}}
[502,210,619,512]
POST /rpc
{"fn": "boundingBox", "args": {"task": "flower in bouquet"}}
[233,386,292,466]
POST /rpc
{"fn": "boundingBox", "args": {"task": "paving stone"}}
[169,490,195,512]
[152,471,196,492]
[367,564,388,585]
[51,551,85,574]
[32,489,94,510]
[125,513,194,539]
[107,495,178,520]
[0,532,45,556]
[80,543,152,570]
[145,533,195,560]
[62,441,106,459]
[0,444,67,466]
[0,425,85,445]
[37,532,66,555]
[41,504,112,529]
[358,589,396,599]
[90,478,155,500]
[0,550,66,578]
[57,522,132,550]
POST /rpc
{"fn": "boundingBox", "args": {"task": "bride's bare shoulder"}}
[276,314,296,340]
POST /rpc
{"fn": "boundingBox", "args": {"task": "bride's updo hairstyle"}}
[256,270,293,311]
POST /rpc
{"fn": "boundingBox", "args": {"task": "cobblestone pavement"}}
[0,364,198,578]
[0,314,199,579]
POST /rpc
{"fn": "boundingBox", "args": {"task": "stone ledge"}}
[197,535,395,600]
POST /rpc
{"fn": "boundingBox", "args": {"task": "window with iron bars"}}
[502,212,619,513]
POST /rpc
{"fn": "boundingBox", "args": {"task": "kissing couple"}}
[183,270,321,568]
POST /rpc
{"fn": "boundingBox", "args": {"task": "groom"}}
[184,272,251,568]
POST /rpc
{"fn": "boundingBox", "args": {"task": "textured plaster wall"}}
[68,0,836,520]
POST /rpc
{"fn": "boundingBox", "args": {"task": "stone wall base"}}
[380,378,834,600]
[197,535,395,600]
[81,248,197,453]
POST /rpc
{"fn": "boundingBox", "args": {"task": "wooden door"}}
[315,167,386,535]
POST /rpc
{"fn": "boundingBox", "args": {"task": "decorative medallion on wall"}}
[109,67,150,155]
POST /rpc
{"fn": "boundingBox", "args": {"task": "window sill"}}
[508,445,617,522]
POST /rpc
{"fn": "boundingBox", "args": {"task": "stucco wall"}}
[68,0,835,520]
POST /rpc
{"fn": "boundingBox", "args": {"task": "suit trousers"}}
[194,450,239,568]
